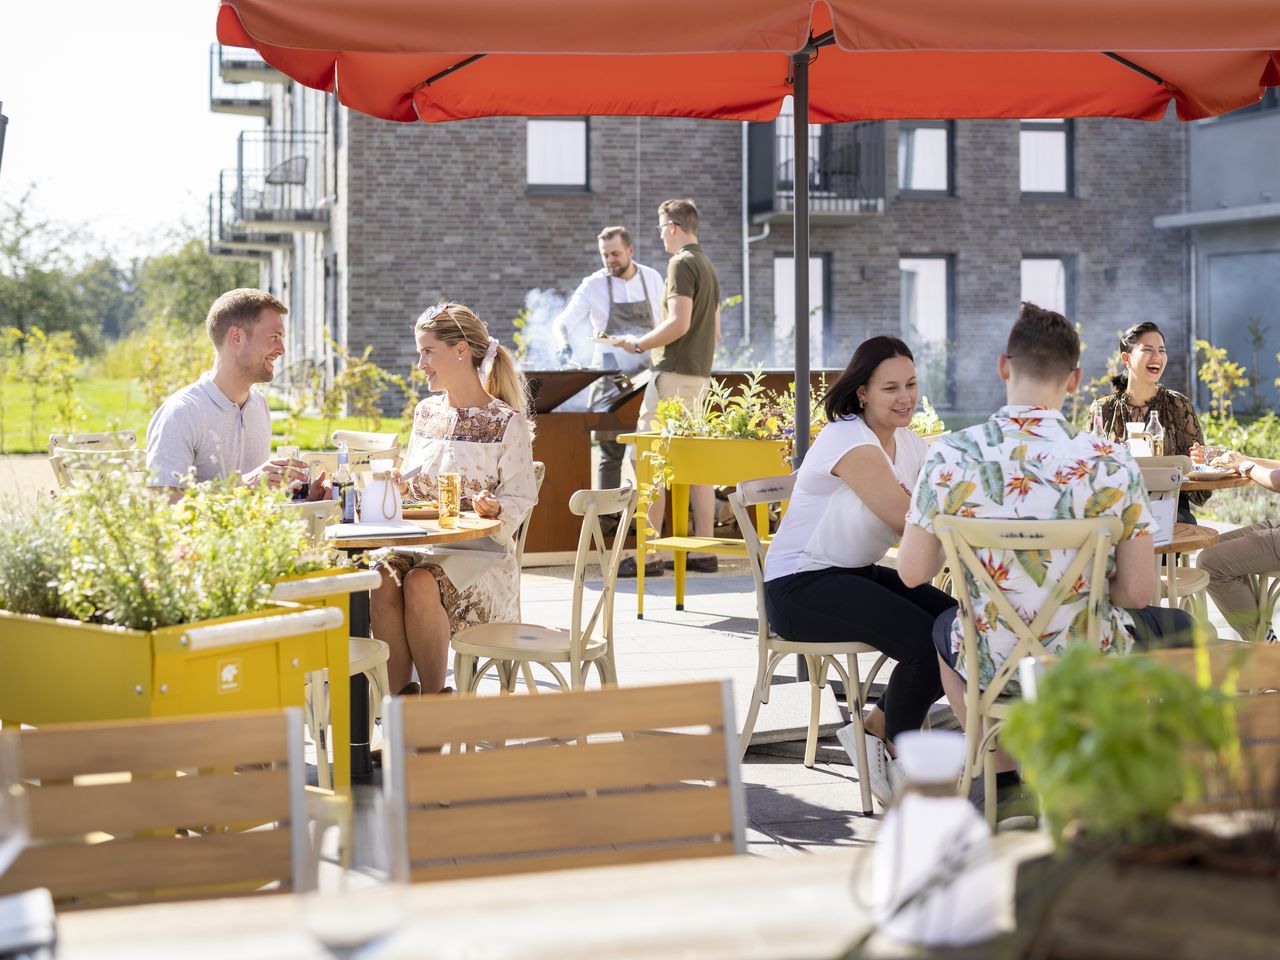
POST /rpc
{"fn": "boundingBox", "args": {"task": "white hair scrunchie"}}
[481,336,500,377]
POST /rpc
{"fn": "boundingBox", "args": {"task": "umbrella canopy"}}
[217,1,1279,123]
[216,0,1279,459]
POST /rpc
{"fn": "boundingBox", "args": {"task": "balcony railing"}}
[208,170,293,258]
[748,119,886,219]
[235,132,330,231]
[209,45,270,118]
[215,42,288,84]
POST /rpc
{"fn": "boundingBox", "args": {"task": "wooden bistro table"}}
[55,833,1049,959]
[326,514,501,782]
[1181,472,1251,492]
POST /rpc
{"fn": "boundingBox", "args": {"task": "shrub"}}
[0,474,336,630]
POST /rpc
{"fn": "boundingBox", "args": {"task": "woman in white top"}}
[764,337,956,802]
[372,303,538,697]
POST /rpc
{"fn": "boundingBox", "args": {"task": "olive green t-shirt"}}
[654,243,720,377]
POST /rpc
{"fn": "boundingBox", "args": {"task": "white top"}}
[145,374,272,487]
[764,417,928,580]
[552,264,664,373]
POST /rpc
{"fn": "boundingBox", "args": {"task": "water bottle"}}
[332,441,357,524]
[870,731,999,947]
[1146,410,1165,457]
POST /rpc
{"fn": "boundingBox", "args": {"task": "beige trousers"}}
[1196,518,1280,641]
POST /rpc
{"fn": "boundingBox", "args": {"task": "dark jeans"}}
[930,604,1196,672]
[765,565,957,741]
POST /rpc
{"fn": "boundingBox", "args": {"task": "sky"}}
[0,2,259,260]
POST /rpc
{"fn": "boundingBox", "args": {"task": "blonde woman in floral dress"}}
[371,303,537,696]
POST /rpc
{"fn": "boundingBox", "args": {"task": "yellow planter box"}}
[620,433,790,616]
[0,603,343,727]
[269,567,381,793]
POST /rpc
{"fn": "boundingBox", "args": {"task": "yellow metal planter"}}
[0,603,342,727]
[270,568,381,793]
[621,432,789,617]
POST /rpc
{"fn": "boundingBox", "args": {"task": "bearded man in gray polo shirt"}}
[147,288,320,495]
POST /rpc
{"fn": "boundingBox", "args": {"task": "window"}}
[1020,119,1073,196]
[775,95,834,192]
[526,118,588,191]
[899,256,954,406]
[898,121,952,195]
[773,255,827,367]
[1020,256,1074,317]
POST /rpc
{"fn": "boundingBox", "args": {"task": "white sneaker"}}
[836,724,895,806]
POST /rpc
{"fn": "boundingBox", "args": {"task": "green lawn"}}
[0,378,405,455]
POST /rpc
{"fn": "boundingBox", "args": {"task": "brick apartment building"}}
[207,44,1265,418]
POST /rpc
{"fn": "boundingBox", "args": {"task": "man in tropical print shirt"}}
[897,303,1194,698]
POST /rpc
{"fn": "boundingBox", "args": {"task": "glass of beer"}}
[438,473,461,529]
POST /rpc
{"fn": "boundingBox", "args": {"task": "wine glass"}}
[0,730,28,879]
[300,793,408,959]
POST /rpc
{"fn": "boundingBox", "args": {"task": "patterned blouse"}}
[1089,385,1209,507]
[382,396,538,634]
[906,405,1155,694]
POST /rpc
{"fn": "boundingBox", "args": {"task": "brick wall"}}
[742,115,1188,415]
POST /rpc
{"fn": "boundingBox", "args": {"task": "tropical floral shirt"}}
[905,405,1155,691]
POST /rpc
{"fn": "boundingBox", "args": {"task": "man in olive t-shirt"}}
[620,198,721,576]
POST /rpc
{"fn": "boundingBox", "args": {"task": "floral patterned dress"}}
[380,396,537,635]
[906,405,1155,694]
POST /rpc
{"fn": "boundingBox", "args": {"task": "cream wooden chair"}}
[0,709,309,909]
[728,475,888,811]
[452,484,638,695]
[48,448,148,489]
[1241,570,1280,644]
[331,429,399,451]
[47,430,137,454]
[934,515,1122,826]
[1141,464,1213,625]
[382,679,745,882]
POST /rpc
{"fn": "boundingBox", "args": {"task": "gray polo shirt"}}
[146,374,272,487]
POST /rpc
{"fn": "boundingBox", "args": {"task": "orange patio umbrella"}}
[216,0,1279,457]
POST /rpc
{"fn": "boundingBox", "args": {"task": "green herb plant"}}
[0,474,337,631]
[1001,644,1231,846]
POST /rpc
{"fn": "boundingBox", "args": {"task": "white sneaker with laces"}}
[836,723,895,806]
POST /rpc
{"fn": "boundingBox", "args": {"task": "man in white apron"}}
[553,224,664,492]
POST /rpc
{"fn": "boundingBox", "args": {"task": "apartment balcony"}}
[215,42,288,85]
[209,45,270,118]
[208,172,293,262]
[235,132,330,232]
[748,119,886,223]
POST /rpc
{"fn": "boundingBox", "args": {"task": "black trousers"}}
[764,565,958,742]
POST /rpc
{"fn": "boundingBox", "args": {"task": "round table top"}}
[1182,473,1250,492]
[1155,522,1220,555]
[327,514,501,549]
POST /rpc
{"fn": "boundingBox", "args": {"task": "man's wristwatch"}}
[1238,460,1257,477]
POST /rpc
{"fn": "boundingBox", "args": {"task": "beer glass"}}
[278,445,306,499]
[438,473,461,529]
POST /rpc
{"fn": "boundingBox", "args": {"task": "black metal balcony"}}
[235,132,330,231]
[209,45,271,118]
[208,171,293,261]
[748,118,886,221]
[215,42,288,85]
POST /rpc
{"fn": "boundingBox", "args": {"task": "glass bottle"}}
[332,440,357,523]
[1146,410,1165,457]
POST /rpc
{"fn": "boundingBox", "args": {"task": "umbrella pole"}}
[792,51,811,467]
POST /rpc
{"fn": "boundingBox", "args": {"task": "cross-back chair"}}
[1140,465,1213,627]
[728,474,889,811]
[382,679,745,882]
[934,515,1123,825]
[0,709,309,910]
[452,484,637,695]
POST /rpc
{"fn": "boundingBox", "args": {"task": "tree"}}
[75,257,137,342]
[132,238,256,332]
[0,190,100,353]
